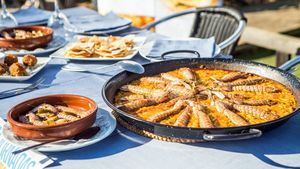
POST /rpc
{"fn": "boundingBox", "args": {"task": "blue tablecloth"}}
[0,7,300,169]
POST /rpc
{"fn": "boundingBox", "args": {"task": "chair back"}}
[190,7,246,55]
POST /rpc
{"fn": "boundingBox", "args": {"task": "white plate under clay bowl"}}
[2,110,116,152]
[0,36,67,56]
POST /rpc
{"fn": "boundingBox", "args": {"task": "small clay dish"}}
[7,94,98,141]
[0,26,53,50]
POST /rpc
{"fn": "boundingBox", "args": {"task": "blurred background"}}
[2,0,300,77]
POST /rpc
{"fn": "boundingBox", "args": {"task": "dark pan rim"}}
[102,58,300,131]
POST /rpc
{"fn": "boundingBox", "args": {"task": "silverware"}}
[62,60,145,74]
[0,78,45,99]
[287,67,297,74]
[12,126,100,155]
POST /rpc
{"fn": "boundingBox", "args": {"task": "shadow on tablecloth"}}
[186,114,300,169]
[46,108,151,168]
[44,104,300,169]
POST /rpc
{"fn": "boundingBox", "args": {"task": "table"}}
[1,7,300,169]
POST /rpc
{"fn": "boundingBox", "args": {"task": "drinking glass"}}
[47,0,69,35]
[0,0,18,27]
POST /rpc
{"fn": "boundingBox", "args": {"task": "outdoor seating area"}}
[0,0,299,169]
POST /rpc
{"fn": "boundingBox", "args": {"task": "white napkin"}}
[0,119,53,169]
[13,7,50,25]
[68,12,131,32]
[147,37,225,59]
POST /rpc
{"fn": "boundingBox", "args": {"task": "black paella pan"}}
[102,56,300,141]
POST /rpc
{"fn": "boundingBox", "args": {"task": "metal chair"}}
[142,7,247,55]
[38,0,76,10]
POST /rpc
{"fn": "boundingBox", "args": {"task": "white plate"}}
[0,53,5,61]
[1,36,67,56]
[138,40,158,61]
[0,57,50,81]
[50,35,146,61]
[2,109,116,152]
[19,20,48,26]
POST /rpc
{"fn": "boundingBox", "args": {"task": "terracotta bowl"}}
[7,94,98,141]
[0,26,53,50]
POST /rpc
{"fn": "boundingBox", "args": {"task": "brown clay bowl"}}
[0,26,53,50]
[7,94,98,141]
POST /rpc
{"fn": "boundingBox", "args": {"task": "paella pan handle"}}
[161,50,201,60]
[203,129,262,141]
[279,56,300,71]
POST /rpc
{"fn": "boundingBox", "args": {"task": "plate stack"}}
[65,12,132,35]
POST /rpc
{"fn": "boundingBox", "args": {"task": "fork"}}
[287,67,297,74]
[0,78,45,99]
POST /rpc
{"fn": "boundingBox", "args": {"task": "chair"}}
[142,7,247,55]
[39,0,76,10]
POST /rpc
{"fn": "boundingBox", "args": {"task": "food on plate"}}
[65,35,135,58]
[0,26,53,51]
[7,94,97,140]
[23,54,37,67]
[119,14,155,28]
[0,63,8,75]
[1,29,44,40]
[114,67,297,128]
[163,0,219,11]
[0,54,38,77]
[9,63,26,76]
[18,103,92,126]
[4,54,18,66]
